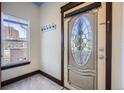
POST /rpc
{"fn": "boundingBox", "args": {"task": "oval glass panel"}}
[71,16,93,65]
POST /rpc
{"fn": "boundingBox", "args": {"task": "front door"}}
[64,3,106,90]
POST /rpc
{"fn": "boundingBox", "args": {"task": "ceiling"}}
[32,2,43,7]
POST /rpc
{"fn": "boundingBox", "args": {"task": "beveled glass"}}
[71,16,93,65]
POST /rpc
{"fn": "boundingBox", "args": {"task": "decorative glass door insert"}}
[71,16,93,65]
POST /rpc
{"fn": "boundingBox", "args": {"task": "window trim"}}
[3,19,28,26]
[1,61,30,70]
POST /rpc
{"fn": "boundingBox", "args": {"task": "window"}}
[71,16,93,65]
[1,14,30,70]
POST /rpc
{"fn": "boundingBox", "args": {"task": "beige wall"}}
[112,3,122,89]
[39,2,67,80]
[121,3,124,90]
[1,2,41,81]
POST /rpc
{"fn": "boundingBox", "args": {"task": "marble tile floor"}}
[2,74,67,90]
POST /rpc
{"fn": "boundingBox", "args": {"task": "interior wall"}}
[112,2,122,89]
[121,3,124,90]
[39,2,67,80]
[1,2,41,81]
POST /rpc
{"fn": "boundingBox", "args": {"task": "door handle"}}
[107,20,110,32]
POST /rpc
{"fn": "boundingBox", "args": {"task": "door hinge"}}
[107,20,110,32]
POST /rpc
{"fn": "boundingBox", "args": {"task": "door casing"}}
[61,2,112,90]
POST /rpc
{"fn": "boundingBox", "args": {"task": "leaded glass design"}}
[71,16,93,65]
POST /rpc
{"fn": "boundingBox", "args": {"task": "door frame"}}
[60,2,112,90]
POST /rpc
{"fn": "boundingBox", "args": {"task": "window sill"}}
[1,61,31,70]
